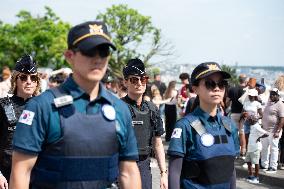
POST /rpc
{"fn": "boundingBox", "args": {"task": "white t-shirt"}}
[243,100,262,114]
[247,123,267,152]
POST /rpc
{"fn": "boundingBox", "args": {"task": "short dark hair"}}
[179,73,190,80]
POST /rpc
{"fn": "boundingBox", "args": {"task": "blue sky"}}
[0,0,284,67]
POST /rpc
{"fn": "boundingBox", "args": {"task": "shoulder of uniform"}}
[144,101,157,111]
[0,96,10,106]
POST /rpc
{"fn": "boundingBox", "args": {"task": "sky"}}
[0,0,284,67]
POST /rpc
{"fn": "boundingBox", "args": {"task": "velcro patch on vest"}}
[171,128,182,138]
[18,110,35,125]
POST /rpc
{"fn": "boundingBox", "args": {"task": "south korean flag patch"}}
[171,128,182,139]
[18,110,35,126]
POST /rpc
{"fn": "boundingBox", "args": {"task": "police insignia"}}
[18,110,35,125]
[200,133,214,147]
[171,128,182,139]
[102,104,116,121]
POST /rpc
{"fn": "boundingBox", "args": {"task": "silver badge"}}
[102,104,116,121]
[200,133,214,147]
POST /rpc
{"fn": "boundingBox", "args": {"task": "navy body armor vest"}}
[181,115,236,189]
[31,87,119,189]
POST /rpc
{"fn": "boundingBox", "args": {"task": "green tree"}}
[97,4,175,77]
[221,64,238,86]
[0,6,70,69]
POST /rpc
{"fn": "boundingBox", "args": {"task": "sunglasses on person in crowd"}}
[128,76,149,85]
[204,79,228,90]
[80,45,111,58]
[18,74,38,82]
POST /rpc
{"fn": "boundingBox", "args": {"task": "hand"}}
[273,132,280,138]
[0,174,8,189]
[160,173,168,189]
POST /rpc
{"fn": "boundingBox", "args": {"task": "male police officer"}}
[10,21,141,189]
[122,58,168,189]
[0,55,40,189]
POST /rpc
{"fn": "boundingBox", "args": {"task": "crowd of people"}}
[0,20,283,189]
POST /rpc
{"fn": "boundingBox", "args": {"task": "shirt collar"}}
[193,106,222,124]
[61,76,114,105]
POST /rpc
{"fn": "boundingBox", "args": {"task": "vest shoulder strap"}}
[183,115,206,136]
[221,116,232,133]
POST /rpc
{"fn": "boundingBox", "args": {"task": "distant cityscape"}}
[158,64,284,88]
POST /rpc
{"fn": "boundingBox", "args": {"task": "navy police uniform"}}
[122,59,165,189]
[0,54,37,180]
[13,76,139,189]
[168,106,239,189]
[0,96,28,179]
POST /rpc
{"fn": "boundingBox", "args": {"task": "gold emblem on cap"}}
[72,24,111,46]
[195,63,221,79]
[207,64,220,71]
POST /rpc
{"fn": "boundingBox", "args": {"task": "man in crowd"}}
[10,21,141,189]
[261,88,284,173]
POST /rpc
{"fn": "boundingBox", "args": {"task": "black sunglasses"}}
[80,45,111,58]
[128,76,149,85]
[204,79,228,90]
[18,74,38,82]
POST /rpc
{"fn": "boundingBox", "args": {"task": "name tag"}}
[132,121,143,126]
[54,95,73,108]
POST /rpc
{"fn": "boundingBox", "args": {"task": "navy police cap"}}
[191,62,231,84]
[68,21,116,51]
[123,58,146,78]
[14,54,37,74]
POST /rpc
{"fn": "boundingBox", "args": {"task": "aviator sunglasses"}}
[204,79,228,90]
[128,76,149,85]
[18,74,38,82]
[80,45,111,58]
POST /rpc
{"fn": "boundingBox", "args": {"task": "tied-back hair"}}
[190,95,200,113]
[9,70,41,96]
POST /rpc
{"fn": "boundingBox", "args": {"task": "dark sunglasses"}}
[204,79,228,90]
[18,74,38,82]
[80,45,111,58]
[128,76,149,85]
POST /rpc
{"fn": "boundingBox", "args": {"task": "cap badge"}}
[207,64,220,71]
[89,24,104,35]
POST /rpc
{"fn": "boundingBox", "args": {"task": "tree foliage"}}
[0,6,70,70]
[221,64,238,86]
[97,4,175,77]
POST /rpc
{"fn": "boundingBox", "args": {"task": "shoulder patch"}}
[171,128,182,139]
[18,110,35,125]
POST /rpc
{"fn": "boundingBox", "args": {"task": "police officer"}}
[122,58,168,189]
[10,21,141,189]
[0,54,40,189]
[168,62,239,189]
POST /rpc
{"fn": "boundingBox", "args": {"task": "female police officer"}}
[122,58,168,189]
[168,62,239,189]
[10,21,141,189]
[0,54,40,189]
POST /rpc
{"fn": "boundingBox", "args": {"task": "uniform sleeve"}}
[116,103,139,161]
[230,119,240,156]
[279,102,284,117]
[167,118,189,157]
[153,105,165,136]
[13,98,47,155]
